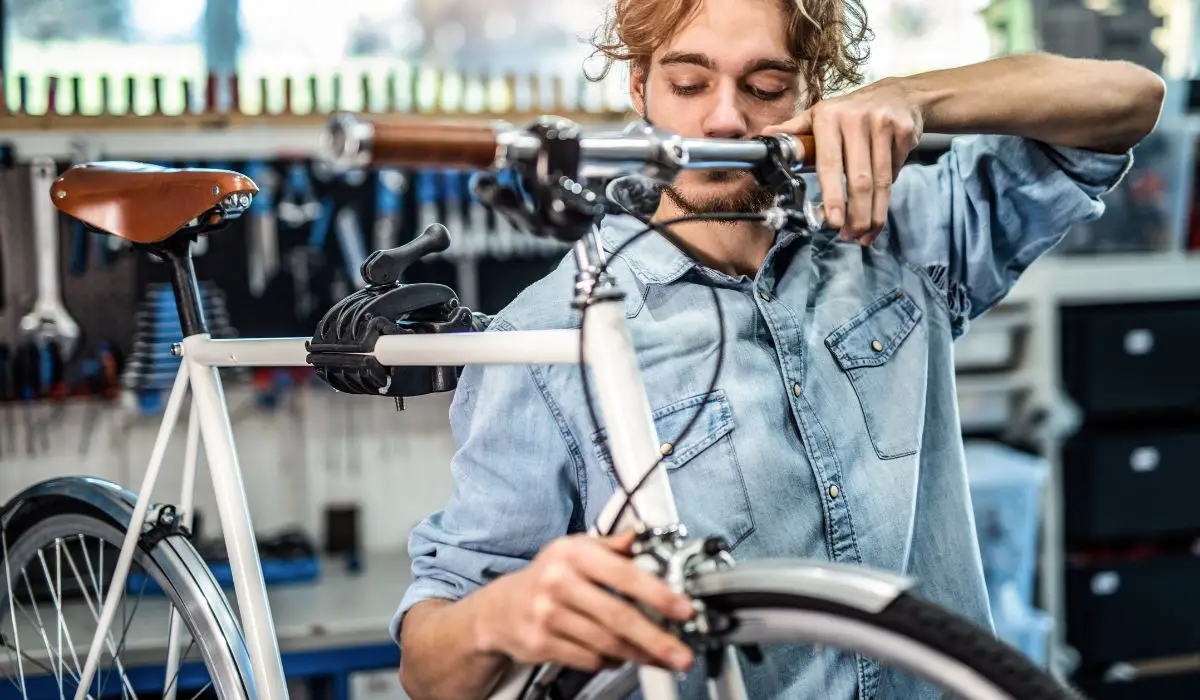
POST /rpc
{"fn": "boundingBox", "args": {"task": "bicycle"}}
[0,112,1086,700]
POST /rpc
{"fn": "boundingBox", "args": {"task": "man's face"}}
[633,0,807,215]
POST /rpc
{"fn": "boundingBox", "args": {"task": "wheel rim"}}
[566,607,1022,700]
[0,514,249,700]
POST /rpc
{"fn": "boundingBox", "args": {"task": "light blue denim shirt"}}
[394,134,1132,698]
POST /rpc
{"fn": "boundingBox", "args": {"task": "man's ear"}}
[630,66,647,117]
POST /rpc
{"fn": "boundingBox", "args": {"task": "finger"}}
[525,632,607,672]
[563,580,695,671]
[549,605,662,668]
[570,544,694,621]
[598,530,638,555]
[892,139,907,183]
[867,116,894,245]
[814,110,844,230]
[763,110,813,136]
[841,114,873,240]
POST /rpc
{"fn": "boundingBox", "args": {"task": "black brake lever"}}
[360,223,451,287]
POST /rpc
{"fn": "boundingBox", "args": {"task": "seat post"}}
[155,235,209,338]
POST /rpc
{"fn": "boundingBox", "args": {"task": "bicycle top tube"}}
[319,112,816,182]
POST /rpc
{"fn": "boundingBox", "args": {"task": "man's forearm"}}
[897,52,1165,153]
[399,596,511,700]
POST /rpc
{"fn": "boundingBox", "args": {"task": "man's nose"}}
[702,82,748,139]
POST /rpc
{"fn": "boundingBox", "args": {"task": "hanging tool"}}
[259,76,271,115]
[277,162,320,228]
[100,76,111,116]
[334,207,368,291]
[70,75,82,116]
[374,169,405,253]
[77,341,121,455]
[14,341,37,455]
[360,72,372,112]
[46,75,59,114]
[0,344,11,457]
[152,76,164,115]
[126,75,137,115]
[415,170,440,247]
[244,162,280,297]
[21,158,81,361]
[292,197,334,321]
[181,77,193,114]
[230,75,241,114]
[0,143,11,312]
[283,76,294,115]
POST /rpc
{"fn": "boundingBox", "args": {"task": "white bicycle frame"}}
[72,236,691,700]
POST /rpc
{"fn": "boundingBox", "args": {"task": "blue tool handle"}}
[308,197,336,248]
[286,162,315,199]
[441,169,462,206]
[245,162,274,210]
[376,170,402,216]
[70,220,88,274]
[415,170,439,205]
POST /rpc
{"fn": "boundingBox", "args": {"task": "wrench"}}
[21,157,81,361]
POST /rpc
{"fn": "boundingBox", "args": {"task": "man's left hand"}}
[766,78,924,246]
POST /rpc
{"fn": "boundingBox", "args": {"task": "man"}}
[394,0,1164,697]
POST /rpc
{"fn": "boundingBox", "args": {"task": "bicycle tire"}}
[0,476,255,700]
[517,562,1086,700]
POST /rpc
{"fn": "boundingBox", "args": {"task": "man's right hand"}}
[473,530,698,673]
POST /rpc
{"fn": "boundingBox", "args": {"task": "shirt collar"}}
[596,174,819,286]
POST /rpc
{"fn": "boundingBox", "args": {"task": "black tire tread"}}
[541,590,1087,699]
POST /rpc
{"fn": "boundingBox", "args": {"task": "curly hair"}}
[587,0,872,98]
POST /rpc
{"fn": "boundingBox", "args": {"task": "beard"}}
[661,170,777,219]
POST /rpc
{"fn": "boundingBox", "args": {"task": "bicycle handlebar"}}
[321,112,815,182]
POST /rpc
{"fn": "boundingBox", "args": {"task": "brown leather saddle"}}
[50,162,259,244]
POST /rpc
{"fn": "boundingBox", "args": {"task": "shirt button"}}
[660,442,674,456]
[829,484,840,499]
[792,382,801,397]
[871,340,883,352]
[759,291,772,302]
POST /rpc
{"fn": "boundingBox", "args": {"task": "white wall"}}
[0,379,460,554]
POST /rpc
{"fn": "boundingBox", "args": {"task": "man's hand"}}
[473,530,697,673]
[766,78,924,246]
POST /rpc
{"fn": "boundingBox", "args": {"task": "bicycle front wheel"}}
[0,477,255,700]
[520,561,1084,700]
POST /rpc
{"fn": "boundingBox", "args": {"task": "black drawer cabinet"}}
[1075,670,1200,700]
[1061,302,1200,418]
[1067,555,1200,664]
[1065,428,1200,542]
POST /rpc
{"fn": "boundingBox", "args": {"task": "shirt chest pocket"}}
[824,288,926,460]
[591,390,755,551]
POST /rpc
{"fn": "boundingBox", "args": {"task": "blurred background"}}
[1,0,1199,698]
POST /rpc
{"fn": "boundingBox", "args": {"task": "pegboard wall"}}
[0,152,579,556]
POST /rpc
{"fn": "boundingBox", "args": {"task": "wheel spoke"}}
[19,568,71,686]
[186,679,213,700]
[162,635,198,699]
[98,572,148,699]
[62,538,139,700]
[3,529,28,697]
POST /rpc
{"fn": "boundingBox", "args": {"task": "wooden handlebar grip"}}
[794,135,816,167]
[370,121,500,170]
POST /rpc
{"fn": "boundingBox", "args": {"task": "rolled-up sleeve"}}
[888,135,1133,335]
[391,318,583,641]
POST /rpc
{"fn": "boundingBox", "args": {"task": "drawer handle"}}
[1091,571,1121,596]
[1130,446,1161,473]
[1123,328,1155,356]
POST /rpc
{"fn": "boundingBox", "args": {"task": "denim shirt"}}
[394,134,1132,698]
